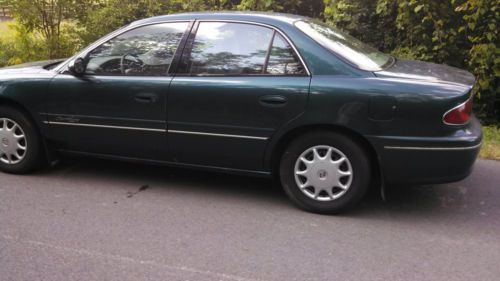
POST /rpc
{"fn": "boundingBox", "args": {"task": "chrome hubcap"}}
[294,145,353,201]
[0,118,27,164]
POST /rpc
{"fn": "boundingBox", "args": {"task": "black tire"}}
[279,131,371,214]
[0,106,45,174]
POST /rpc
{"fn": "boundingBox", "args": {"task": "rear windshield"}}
[295,20,393,71]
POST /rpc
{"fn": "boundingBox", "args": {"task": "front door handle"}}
[135,93,158,103]
[259,95,288,107]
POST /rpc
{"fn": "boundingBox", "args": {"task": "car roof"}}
[129,11,308,28]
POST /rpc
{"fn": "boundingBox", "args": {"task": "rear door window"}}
[266,33,306,75]
[185,22,273,75]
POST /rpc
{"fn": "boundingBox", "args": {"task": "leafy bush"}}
[58,21,86,58]
[0,22,47,67]
[457,0,499,123]
[238,0,324,17]
[0,21,84,67]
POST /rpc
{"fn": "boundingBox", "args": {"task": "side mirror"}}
[68,57,86,76]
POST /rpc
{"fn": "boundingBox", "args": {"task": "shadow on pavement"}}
[39,156,495,221]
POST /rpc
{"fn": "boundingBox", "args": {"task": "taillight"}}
[443,98,473,125]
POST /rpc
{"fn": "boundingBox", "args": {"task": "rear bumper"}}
[368,116,482,184]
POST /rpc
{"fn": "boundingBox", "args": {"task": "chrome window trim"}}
[384,143,482,151]
[168,130,268,140]
[56,19,311,76]
[187,19,311,76]
[54,20,192,74]
[293,19,391,72]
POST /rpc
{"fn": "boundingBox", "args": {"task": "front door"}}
[45,22,190,160]
[168,21,311,171]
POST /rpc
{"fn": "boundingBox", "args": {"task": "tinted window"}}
[187,22,273,75]
[86,22,188,76]
[266,33,306,75]
[295,20,392,71]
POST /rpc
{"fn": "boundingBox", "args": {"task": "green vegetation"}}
[0,21,47,66]
[0,20,82,66]
[481,126,500,160]
[0,21,9,33]
[0,0,498,154]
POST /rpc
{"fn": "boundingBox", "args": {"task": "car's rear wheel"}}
[0,106,44,174]
[279,131,371,214]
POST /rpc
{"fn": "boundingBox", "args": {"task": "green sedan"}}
[0,12,482,213]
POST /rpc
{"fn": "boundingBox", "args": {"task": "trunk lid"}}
[375,59,475,87]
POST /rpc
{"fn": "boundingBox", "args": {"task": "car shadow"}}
[39,156,491,221]
[41,156,290,206]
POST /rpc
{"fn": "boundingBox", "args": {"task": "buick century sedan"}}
[0,12,482,213]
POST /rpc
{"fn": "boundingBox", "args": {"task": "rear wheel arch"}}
[269,124,382,186]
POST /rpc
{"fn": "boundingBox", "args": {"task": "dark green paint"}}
[0,12,482,184]
[168,76,310,171]
[45,75,170,160]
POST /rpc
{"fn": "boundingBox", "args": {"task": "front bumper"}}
[368,116,482,184]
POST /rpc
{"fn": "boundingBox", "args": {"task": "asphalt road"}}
[0,158,499,281]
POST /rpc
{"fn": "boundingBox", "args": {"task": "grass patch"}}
[0,20,12,34]
[480,126,500,160]
[0,20,16,43]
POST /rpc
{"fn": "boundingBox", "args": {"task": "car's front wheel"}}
[0,106,44,174]
[280,131,371,214]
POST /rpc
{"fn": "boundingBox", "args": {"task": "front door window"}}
[86,22,189,76]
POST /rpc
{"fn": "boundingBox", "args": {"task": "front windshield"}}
[295,20,392,71]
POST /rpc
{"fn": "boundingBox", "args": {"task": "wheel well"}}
[0,97,51,163]
[0,98,39,126]
[270,124,382,187]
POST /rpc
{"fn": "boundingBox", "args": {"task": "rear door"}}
[168,21,311,172]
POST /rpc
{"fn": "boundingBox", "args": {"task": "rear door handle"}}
[135,93,158,103]
[259,95,288,107]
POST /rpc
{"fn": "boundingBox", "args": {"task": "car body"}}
[0,12,482,213]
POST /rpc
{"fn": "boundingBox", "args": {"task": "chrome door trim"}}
[43,113,165,123]
[43,121,166,132]
[43,121,269,140]
[168,129,268,140]
[384,143,482,151]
